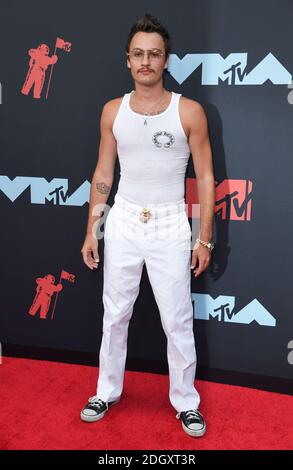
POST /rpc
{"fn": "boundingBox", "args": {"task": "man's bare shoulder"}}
[103,96,124,113]
[179,95,205,115]
[100,96,124,128]
[179,95,207,133]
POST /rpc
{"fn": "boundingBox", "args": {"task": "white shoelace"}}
[186,410,201,419]
[88,397,106,409]
[176,409,203,420]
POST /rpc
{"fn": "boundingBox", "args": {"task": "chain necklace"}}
[132,89,168,125]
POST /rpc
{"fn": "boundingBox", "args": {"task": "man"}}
[80,13,215,438]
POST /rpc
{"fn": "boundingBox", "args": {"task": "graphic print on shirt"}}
[152,131,175,148]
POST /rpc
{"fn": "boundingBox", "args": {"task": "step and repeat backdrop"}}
[0,0,292,391]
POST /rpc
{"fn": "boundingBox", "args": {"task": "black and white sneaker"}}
[80,395,121,423]
[176,408,206,437]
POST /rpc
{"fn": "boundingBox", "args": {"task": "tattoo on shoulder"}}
[96,182,110,194]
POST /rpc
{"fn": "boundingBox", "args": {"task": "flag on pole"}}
[56,37,72,52]
[50,269,75,320]
[61,270,75,283]
[45,37,72,100]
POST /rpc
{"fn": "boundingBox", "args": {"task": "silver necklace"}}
[132,90,168,125]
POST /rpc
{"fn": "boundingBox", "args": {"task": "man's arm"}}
[187,100,215,243]
[85,99,119,237]
[184,99,215,277]
[81,98,119,270]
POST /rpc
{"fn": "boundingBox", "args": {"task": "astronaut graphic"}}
[21,37,72,99]
[29,274,63,319]
[21,44,58,99]
[28,270,75,320]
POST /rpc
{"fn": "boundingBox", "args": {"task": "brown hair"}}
[126,13,171,60]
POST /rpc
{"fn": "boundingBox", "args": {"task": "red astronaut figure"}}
[21,44,58,99]
[29,274,63,319]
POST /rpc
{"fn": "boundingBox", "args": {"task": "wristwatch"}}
[196,237,215,251]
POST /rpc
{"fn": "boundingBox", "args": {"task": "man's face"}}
[127,32,169,85]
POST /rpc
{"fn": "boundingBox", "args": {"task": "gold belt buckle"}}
[139,207,152,223]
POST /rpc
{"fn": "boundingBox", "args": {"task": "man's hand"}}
[191,242,211,277]
[81,234,99,270]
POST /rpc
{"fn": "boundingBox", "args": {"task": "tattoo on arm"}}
[96,182,110,194]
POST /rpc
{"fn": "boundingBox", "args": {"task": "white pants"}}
[96,193,200,413]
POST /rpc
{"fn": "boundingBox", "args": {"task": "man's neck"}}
[132,84,166,103]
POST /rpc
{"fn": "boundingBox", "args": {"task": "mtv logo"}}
[186,178,253,221]
[167,52,291,86]
[191,294,276,327]
[0,176,90,206]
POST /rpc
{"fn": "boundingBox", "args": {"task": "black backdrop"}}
[0,0,292,393]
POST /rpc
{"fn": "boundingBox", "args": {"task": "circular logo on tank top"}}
[152,131,175,149]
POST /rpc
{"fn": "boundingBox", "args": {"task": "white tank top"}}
[112,89,190,205]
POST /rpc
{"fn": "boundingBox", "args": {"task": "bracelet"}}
[196,237,215,251]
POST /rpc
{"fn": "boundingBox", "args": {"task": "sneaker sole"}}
[80,396,121,423]
[181,421,206,437]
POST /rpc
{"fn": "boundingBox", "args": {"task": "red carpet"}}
[0,356,292,450]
